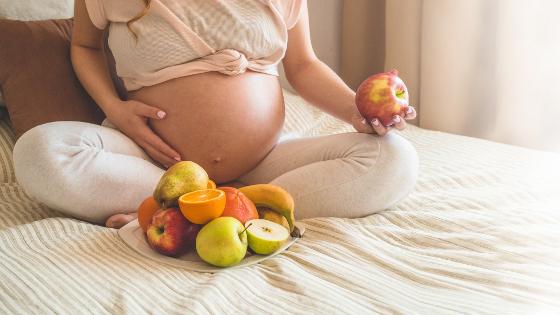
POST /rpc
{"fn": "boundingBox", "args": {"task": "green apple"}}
[245,219,290,255]
[195,217,248,267]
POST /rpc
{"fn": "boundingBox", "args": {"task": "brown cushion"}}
[0,18,106,138]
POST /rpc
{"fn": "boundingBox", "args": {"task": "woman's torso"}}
[128,71,285,184]
[94,0,303,183]
[103,0,290,90]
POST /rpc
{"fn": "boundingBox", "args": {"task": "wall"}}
[280,0,386,94]
[340,0,386,91]
[279,0,344,93]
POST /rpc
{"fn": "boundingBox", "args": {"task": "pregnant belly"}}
[128,71,285,184]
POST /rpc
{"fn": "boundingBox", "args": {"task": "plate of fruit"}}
[118,161,304,272]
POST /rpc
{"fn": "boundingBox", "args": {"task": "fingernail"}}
[371,119,380,126]
[407,107,414,114]
[163,164,169,169]
[393,116,401,123]
[157,111,166,119]
[174,157,181,161]
[361,118,367,125]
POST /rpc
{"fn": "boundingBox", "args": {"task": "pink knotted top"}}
[84,0,305,91]
[215,49,250,76]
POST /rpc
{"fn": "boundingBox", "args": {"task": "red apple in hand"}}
[146,208,201,257]
[355,69,410,127]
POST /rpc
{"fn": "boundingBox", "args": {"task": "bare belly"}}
[128,71,285,184]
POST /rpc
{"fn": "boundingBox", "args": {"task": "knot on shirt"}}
[215,49,250,75]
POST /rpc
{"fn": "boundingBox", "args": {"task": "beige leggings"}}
[13,121,419,224]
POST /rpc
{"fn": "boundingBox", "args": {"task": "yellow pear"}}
[153,161,209,208]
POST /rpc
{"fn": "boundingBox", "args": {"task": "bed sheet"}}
[0,92,559,314]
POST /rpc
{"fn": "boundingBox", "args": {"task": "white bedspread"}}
[0,91,559,314]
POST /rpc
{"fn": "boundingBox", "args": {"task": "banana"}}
[239,184,295,232]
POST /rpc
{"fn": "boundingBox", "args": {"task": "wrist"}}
[345,104,361,124]
[100,98,125,118]
[342,90,359,124]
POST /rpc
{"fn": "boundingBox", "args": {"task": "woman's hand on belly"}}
[130,71,285,183]
[104,99,181,167]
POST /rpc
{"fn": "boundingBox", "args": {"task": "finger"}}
[404,106,417,120]
[138,126,181,161]
[392,115,407,130]
[358,117,375,133]
[370,118,388,136]
[140,141,177,168]
[135,102,167,120]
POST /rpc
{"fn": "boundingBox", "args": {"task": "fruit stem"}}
[239,223,253,236]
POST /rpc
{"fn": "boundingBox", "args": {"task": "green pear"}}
[196,217,248,267]
[245,219,289,255]
[153,161,209,208]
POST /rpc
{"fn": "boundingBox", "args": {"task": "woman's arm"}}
[71,0,181,167]
[71,0,122,113]
[282,1,415,135]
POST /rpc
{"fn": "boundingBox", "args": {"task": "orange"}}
[207,180,216,189]
[178,189,226,224]
[137,196,161,232]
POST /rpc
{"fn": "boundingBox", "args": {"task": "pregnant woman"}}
[13,0,418,228]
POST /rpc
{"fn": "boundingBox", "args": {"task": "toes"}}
[105,213,137,229]
[105,215,122,229]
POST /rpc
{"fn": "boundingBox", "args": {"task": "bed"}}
[0,90,559,314]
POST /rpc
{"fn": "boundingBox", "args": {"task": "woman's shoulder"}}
[84,0,146,29]
[270,0,306,30]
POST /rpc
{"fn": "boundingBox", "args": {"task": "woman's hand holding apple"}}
[351,106,416,136]
[352,69,416,136]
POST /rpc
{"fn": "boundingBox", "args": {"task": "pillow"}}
[0,0,73,21]
[0,18,106,138]
[0,0,74,108]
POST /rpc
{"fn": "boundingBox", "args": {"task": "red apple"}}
[146,208,201,257]
[218,187,258,224]
[355,69,410,127]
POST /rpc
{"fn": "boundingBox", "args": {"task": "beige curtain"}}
[282,0,386,97]
[340,0,386,91]
[385,0,560,153]
[341,0,423,125]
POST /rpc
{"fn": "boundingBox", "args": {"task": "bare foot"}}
[105,212,138,229]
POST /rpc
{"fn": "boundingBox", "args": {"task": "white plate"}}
[118,219,305,273]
